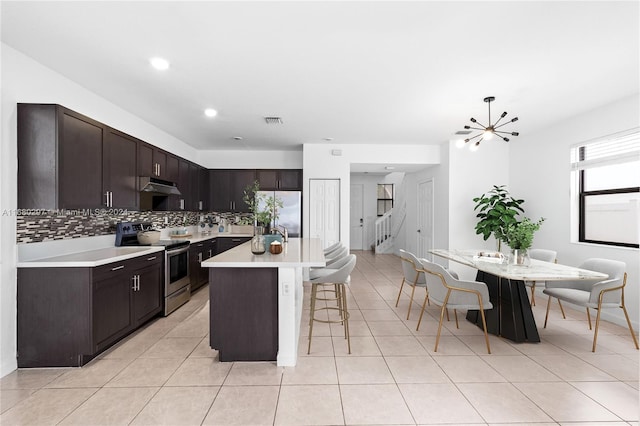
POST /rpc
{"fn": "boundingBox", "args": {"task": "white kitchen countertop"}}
[17,246,164,268]
[203,238,326,268]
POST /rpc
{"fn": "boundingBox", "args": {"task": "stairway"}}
[374,201,406,254]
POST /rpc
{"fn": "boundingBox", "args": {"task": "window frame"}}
[577,145,640,248]
[376,184,394,217]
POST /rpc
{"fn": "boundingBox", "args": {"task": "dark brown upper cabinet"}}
[18,104,106,209]
[104,129,139,210]
[209,169,256,212]
[137,142,179,183]
[256,169,302,191]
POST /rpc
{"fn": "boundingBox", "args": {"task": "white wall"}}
[302,143,440,249]
[510,94,640,329]
[198,150,302,169]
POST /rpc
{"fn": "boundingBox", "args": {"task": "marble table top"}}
[430,249,608,281]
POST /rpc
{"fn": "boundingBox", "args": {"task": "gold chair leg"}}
[558,300,566,319]
[544,295,552,328]
[416,291,429,331]
[454,309,459,328]
[341,283,351,354]
[592,305,602,352]
[407,284,417,320]
[307,283,318,354]
[434,290,452,352]
[477,294,491,354]
[530,282,536,306]
[621,303,640,350]
[395,278,405,307]
[445,308,450,322]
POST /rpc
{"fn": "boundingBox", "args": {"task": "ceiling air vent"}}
[264,117,283,124]
[455,130,472,135]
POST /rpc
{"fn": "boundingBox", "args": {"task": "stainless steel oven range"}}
[115,221,190,316]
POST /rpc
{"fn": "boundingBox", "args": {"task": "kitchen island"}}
[202,238,325,366]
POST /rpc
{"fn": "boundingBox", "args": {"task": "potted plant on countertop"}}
[473,185,525,252]
[242,181,284,234]
[504,217,545,265]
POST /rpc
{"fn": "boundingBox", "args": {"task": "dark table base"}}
[466,270,540,343]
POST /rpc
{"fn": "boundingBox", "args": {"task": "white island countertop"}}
[202,238,326,268]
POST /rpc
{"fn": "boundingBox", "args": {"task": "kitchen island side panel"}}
[209,267,278,361]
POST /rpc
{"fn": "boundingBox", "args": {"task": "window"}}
[571,129,640,248]
[377,184,394,216]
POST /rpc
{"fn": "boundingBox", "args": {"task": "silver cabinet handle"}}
[109,191,113,207]
[197,252,203,263]
[111,265,125,271]
[199,201,203,210]
[180,199,184,210]
[137,275,141,291]
[105,192,110,206]
[197,243,203,247]
[208,250,213,258]
[147,256,157,261]
[157,163,161,176]
[131,275,137,290]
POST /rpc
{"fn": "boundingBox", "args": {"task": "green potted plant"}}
[243,180,265,227]
[473,185,525,251]
[505,217,545,265]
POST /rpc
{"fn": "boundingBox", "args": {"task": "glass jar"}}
[251,226,266,255]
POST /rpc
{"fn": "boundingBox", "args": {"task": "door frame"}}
[349,183,364,250]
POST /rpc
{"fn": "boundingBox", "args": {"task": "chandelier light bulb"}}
[455,139,465,148]
[483,129,494,140]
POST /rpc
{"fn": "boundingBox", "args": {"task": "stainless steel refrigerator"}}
[258,191,302,237]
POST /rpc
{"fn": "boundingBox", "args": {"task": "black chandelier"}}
[461,96,519,150]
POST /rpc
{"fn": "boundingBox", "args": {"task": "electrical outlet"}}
[282,283,290,296]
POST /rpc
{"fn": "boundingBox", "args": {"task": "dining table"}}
[429,249,608,343]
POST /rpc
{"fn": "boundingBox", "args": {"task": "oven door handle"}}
[166,245,190,256]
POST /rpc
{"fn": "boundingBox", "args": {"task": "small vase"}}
[251,226,266,255]
[509,248,530,266]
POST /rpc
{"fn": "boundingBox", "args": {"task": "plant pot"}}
[509,248,530,266]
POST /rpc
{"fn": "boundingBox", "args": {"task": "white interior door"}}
[309,179,340,249]
[350,184,364,250]
[417,179,434,259]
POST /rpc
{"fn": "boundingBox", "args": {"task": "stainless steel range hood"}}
[139,176,181,196]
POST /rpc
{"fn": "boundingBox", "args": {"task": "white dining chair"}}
[417,258,493,354]
[543,258,639,352]
[526,249,560,309]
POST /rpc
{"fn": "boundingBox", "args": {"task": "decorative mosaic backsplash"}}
[16,210,252,244]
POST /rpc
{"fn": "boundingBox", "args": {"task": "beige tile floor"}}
[1,251,638,425]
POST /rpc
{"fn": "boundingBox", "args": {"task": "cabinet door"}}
[152,149,167,178]
[189,163,201,211]
[210,170,232,211]
[189,244,204,291]
[278,169,303,190]
[138,142,154,177]
[199,167,210,211]
[175,158,190,210]
[166,154,180,183]
[133,262,163,325]
[59,109,105,209]
[93,272,133,350]
[256,170,278,190]
[104,129,139,210]
[232,170,257,212]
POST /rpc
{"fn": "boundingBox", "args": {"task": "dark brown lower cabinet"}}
[209,268,278,361]
[17,254,163,368]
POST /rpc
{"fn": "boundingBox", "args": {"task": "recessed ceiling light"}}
[149,57,170,71]
[385,166,395,170]
[233,136,243,141]
[204,108,218,118]
[323,137,334,142]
